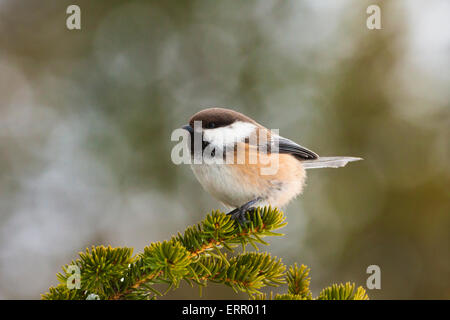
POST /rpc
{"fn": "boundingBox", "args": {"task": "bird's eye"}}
[207,122,216,129]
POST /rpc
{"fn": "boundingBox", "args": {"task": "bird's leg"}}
[226,198,262,224]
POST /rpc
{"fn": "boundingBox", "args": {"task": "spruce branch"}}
[254,268,369,301]
[286,263,312,299]
[42,206,369,300]
[317,282,369,300]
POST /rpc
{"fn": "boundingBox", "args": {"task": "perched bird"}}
[181,107,361,222]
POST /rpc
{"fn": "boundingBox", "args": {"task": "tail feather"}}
[302,156,362,169]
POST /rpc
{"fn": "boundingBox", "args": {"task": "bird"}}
[181,107,362,223]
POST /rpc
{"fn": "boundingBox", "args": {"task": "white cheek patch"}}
[203,121,256,146]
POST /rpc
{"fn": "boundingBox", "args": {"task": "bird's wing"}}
[243,130,316,160]
[268,134,362,167]
[269,135,319,160]
[251,131,362,167]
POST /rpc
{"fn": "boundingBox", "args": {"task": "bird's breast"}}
[190,153,306,208]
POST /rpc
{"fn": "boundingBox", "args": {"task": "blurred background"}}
[0,0,449,299]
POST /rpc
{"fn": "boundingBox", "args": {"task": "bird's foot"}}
[227,207,256,224]
[226,198,261,225]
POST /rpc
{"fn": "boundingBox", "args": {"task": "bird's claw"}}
[228,207,255,225]
[226,198,261,225]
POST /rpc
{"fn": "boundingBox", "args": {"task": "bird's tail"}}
[302,156,362,169]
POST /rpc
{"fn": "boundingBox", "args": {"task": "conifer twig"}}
[42,207,369,300]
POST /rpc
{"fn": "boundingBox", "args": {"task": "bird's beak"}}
[182,124,194,134]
